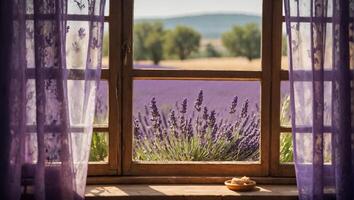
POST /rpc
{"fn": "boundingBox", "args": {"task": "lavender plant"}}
[279,95,293,163]
[133,90,260,161]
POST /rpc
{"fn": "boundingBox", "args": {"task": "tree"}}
[134,22,164,65]
[164,26,201,60]
[222,23,261,61]
[205,43,221,58]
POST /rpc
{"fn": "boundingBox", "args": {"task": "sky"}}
[131,0,262,18]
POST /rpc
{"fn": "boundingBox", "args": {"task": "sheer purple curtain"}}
[284,0,354,199]
[1,0,106,199]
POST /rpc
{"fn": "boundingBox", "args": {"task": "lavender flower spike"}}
[202,107,208,121]
[194,90,203,112]
[229,96,238,114]
[168,110,177,128]
[208,110,216,128]
[241,99,249,118]
[150,97,161,130]
[180,98,187,114]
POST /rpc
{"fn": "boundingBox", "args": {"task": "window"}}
[88,0,295,178]
[87,2,119,176]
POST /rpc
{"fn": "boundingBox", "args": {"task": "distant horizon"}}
[134,11,261,20]
[131,0,262,18]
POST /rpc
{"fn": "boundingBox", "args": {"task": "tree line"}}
[102,22,287,65]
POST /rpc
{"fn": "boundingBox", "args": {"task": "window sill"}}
[85,184,298,200]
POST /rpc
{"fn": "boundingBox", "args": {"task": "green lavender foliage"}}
[89,132,108,162]
[279,95,293,163]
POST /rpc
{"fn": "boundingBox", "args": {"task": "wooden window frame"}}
[269,1,295,177]
[87,0,295,178]
[87,14,120,176]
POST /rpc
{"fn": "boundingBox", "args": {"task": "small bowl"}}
[224,179,256,191]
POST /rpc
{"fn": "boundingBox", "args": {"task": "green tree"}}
[134,22,165,65]
[222,23,261,61]
[164,26,201,60]
[205,43,221,58]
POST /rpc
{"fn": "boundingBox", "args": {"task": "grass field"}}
[132,56,289,71]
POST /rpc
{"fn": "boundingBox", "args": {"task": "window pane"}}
[281,81,291,127]
[280,132,293,164]
[66,21,90,69]
[94,81,109,125]
[89,132,109,162]
[133,80,261,162]
[102,23,109,69]
[133,0,262,71]
[292,132,332,165]
[105,0,109,16]
[281,22,288,70]
[67,0,106,15]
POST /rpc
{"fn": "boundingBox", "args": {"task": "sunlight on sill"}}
[85,184,298,199]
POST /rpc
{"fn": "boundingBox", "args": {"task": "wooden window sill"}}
[85,184,298,200]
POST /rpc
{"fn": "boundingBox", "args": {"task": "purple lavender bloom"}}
[208,110,216,128]
[241,99,249,118]
[229,96,238,114]
[187,119,193,139]
[225,127,233,141]
[168,110,177,128]
[134,119,143,139]
[144,105,149,116]
[194,90,203,112]
[180,98,187,114]
[211,124,218,141]
[149,97,161,130]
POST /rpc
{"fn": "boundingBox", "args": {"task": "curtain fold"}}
[284,0,354,199]
[2,0,106,199]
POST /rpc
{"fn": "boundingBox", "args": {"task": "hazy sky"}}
[133,0,262,18]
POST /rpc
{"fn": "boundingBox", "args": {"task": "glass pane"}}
[89,132,109,162]
[102,23,109,69]
[323,133,333,164]
[133,80,261,162]
[133,0,262,71]
[94,81,109,125]
[105,0,109,16]
[280,132,293,164]
[68,0,105,15]
[281,22,289,70]
[293,132,332,165]
[66,21,90,69]
[281,81,291,127]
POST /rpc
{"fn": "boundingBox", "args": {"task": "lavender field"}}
[132,80,261,162]
[90,74,292,163]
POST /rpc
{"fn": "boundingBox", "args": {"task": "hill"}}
[135,13,261,39]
